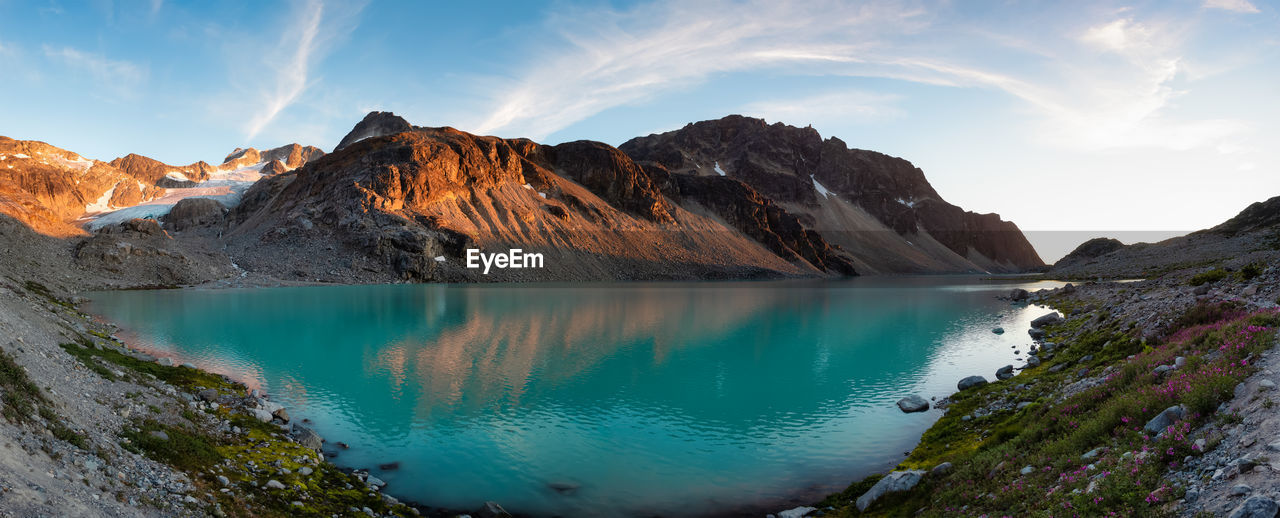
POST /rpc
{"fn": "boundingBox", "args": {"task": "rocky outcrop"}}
[1209,195,1280,237]
[646,165,856,274]
[1055,237,1126,268]
[164,198,228,232]
[333,111,413,152]
[109,153,215,185]
[620,115,1044,273]
[545,140,674,224]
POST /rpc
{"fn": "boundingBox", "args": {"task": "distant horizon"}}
[2,0,1275,248]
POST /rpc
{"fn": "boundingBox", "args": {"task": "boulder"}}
[856,470,926,512]
[197,388,219,402]
[1009,289,1030,301]
[478,501,512,518]
[896,395,930,413]
[265,479,286,490]
[1143,405,1185,436]
[164,198,227,231]
[778,507,816,518]
[1030,312,1063,328]
[996,365,1014,380]
[1229,496,1279,518]
[958,375,988,390]
[930,462,953,476]
[272,408,291,423]
[294,426,324,451]
[1028,328,1046,340]
[1192,285,1210,296]
[1023,355,1041,368]
[992,327,1004,334]
[248,408,273,423]
[157,357,174,367]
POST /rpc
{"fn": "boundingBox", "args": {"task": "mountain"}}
[1048,195,1280,279]
[226,121,850,282]
[619,115,1044,273]
[1,112,1046,285]
[0,137,324,235]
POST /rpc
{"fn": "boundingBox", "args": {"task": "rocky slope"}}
[1049,195,1280,279]
[620,115,1044,274]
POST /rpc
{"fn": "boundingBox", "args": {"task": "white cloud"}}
[741,91,903,127]
[242,0,366,140]
[1079,19,1157,54]
[1203,0,1261,14]
[42,45,147,97]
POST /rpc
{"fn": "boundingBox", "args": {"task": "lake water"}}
[85,277,1065,517]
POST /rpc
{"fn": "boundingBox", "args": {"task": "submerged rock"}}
[856,470,925,512]
[896,395,930,413]
[992,327,1005,334]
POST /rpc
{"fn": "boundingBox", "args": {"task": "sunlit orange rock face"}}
[0,136,325,238]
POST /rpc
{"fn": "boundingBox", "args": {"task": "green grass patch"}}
[121,419,223,471]
[0,346,48,423]
[60,337,239,393]
[23,280,75,308]
[1188,268,1229,286]
[58,343,118,381]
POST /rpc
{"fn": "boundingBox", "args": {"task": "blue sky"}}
[1,0,1277,260]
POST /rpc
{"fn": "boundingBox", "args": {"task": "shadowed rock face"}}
[333,111,413,153]
[621,115,1045,273]
[644,163,856,275]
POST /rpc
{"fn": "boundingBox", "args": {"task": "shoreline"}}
[813,262,1280,516]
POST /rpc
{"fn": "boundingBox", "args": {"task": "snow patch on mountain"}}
[811,175,833,198]
[85,183,118,214]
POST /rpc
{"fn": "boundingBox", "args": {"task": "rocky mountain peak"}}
[333,111,413,152]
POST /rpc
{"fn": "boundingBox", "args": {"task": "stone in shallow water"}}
[896,395,929,413]
[996,365,1014,380]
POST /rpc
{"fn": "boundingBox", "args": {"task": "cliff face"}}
[620,115,1045,273]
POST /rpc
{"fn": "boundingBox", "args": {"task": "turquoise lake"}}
[85,277,1065,516]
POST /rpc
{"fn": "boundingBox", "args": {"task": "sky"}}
[1,0,1277,261]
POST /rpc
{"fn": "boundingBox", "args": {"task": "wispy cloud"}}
[741,91,903,127]
[243,0,326,139]
[42,45,147,98]
[474,1,1248,155]
[470,0,928,139]
[1203,0,1261,14]
[242,0,365,140]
